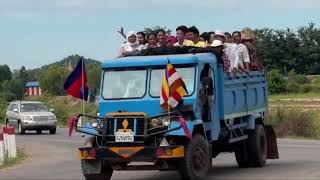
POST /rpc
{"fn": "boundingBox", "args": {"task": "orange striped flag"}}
[160,62,188,110]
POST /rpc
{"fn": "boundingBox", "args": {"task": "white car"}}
[5,101,58,134]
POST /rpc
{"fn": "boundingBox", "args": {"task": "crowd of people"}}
[117,25,264,73]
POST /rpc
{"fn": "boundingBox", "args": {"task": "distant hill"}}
[39,54,101,71]
[28,54,101,80]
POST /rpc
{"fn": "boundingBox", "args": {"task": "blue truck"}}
[75,52,279,180]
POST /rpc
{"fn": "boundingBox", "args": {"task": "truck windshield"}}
[150,67,195,97]
[102,69,147,99]
[21,103,48,112]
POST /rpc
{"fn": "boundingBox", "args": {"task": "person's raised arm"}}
[117,27,126,39]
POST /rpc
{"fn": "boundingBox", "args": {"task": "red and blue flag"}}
[64,57,89,101]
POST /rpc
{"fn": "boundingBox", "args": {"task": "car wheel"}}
[36,130,42,134]
[50,128,56,134]
[18,121,25,135]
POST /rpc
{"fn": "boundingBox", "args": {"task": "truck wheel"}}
[235,140,250,168]
[81,160,113,180]
[247,124,267,167]
[178,134,210,180]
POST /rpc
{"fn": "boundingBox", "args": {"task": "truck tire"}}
[235,140,250,168]
[247,124,267,167]
[81,160,113,180]
[178,134,210,180]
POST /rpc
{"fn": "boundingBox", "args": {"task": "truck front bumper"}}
[79,145,184,161]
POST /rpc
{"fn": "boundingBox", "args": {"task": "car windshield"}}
[102,69,147,99]
[150,67,195,97]
[21,103,48,112]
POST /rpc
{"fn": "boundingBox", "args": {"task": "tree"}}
[0,64,12,84]
[144,26,171,35]
[39,66,68,96]
[1,79,25,99]
[87,64,101,96]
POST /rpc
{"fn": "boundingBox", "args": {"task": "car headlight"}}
[49,116,57,121]
[22,116,32,121]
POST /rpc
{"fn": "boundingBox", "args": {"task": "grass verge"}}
[269,92,320,101]
[267,106,320,139]
[0,148,27,169]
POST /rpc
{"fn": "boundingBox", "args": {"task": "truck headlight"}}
[150,117,170,127]
[161,118,170,126]
[22,116,32,121]
[90,121,99,128]
[151,118,160,128]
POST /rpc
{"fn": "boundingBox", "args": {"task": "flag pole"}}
[166,59,170,121]
[81,57,85,125]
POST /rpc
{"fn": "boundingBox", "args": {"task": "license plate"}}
[115,132,134,142]
[37,121,46,125]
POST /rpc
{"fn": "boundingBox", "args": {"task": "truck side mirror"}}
[49,108,55,112]
[201,77,214,96]
[13,108,18,113]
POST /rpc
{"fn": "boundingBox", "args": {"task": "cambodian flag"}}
[64,57,89,101]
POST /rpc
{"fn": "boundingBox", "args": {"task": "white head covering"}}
[126,31,138,45]
[210,40,223,47]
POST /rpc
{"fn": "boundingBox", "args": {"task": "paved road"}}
[1,128,320,180]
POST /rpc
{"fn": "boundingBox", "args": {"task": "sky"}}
[1,0,320,70]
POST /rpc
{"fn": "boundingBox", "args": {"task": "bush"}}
[0,103,8,122]
[0,92,15,102]
[285,70,309,93]
[267,107,320,138]
[310,77,320,93]
[267,69,286,94]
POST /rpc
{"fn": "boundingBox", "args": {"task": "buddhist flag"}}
[64,57,89,101]
[160,61,188,110]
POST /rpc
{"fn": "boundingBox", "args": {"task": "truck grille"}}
[107,117,146,136]
[33,116,49,121]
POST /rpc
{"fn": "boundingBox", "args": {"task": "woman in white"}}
[118,31,143,58]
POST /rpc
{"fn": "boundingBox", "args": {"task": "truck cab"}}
[76,52,278,180]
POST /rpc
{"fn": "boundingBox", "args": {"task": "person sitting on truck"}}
[232,31,251,73]
[211,39,230,73]
[208,31,215,45]
[186,26,207,48]
[157,29,167,47]
[174,25,194,47]
[165,35,178,47]
[145,33,158,48]
[137,31,147,45]
[241,29,264,71]
[117,31,144,58]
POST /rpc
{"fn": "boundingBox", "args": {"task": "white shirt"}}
[224,43,238,71]
[234,43,250,69]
